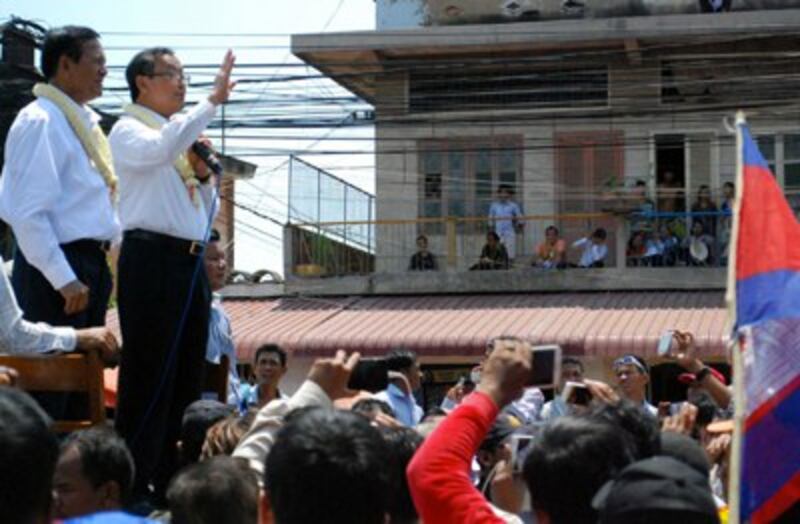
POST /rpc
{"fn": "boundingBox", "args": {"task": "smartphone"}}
[527,345,562,388]
[657,330,675,357]
[347,358,389,393]
[510,434,535,473]
[562,381,592,406]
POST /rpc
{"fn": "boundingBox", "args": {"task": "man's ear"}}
[259,490,274,524]
[99,480,122,508]
[134,75,149,101]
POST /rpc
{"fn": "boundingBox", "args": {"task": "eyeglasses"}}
[613,355,647,374]
[148,71,191,84]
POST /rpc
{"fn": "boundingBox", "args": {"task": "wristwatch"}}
[695,366,711,383]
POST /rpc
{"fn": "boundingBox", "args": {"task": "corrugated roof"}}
[106,291,728,360]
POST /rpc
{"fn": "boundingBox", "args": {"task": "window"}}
[419,137,523,233]
[409,66,608,114]
[755,133,800,218]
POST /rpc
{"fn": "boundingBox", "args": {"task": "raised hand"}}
[208,49,236,106]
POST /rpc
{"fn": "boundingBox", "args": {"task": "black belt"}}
[61,239,111,253]
[123,229,205,257]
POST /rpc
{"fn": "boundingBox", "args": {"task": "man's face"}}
[53,445,114,519]
[417,237,428,250]
[204,241,227,292]
[498,190,510,202]
[545,228,558,243]
[138,53,187,116]
[615,364,648,401]
[60,39,107,103]
[559,363,584,391]
[405,361,423,392]
[254,351,286,387]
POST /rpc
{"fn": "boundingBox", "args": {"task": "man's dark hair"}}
[635,179,647,187]
[125,46,175,102]
[168,456,258,524]
[592,228,608,240]
[352,398,396,419]
[588,400,661,460]
[723,181,735,190]
[497,184,514,194]
[61,426,135,505]
[523,416,636,524]
[380,426,423,524]
[266,408,388,524]
[0,387,59,524]
[545,225,559,235]
[562,356,584,372]
[41,26,100,80]
[385,348,417,373]
[254,343,287,368]
[179,399,235,467]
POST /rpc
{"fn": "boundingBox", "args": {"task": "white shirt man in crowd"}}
[488,184,523,261]
[0,25,119,330]
[203,229,243,406]
[110,46,235,504]
[613,354,659,417]
[571,227,608,268]
[374,349,424,427]
[540,356,585,422]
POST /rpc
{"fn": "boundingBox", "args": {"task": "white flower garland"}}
[33,83,118,196]
[123,103,201,207]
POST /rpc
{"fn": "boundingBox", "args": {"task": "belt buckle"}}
[189,241,205,256]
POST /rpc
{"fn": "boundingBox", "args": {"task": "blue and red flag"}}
[734,124,800,523]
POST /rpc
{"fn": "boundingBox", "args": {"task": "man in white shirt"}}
[0,26,119,330]
[541,356,585,422]
[373,349,424,426]
[110,47,235,503]
[613,354,659,417]
[571,227,608,268]
[203,229,242,406]
[488,184,523,260]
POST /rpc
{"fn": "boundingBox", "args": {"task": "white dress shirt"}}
[488,200,522,236]
[0,257,76,354]
[110,101,218,241]
[205,295,242,405]
[572,237,608,267]
[0,95,120,290]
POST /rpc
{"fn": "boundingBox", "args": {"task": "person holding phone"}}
[541,356,585,422]
[373,349,424,427]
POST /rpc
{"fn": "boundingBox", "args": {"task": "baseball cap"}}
[592,456,719,523]
[678,367,726,385]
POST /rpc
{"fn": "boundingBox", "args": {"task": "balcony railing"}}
[286,210,732,279]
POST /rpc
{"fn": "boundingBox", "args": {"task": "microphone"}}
[191,141,224,176]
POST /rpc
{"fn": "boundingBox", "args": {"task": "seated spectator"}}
[648,223,680,267]
[240,344,288,408]
[571,228,608,268]
[534,225,566,269]
[379,426,424,524]
[407,338,637,524]
[626,231,648,267]
[719,182,735,265]
[541,356,585,422]
[470,231,510,270]
[0,255,119,362]
[691,184,719,239]
[408,235,438,271]
[374,349,424,427]
[263,407,389,524]
[199,411,256,460]
[0,387,59,524]
[683,221,715,266]
[177,400,235,469]
[630,179,656,233]
[53,427,135,519]
[592,456,719,524]
[167,456,258,524]
[613,355,658,417]
[204,229,243,406]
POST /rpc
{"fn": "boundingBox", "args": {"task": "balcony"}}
[282,210,729,296]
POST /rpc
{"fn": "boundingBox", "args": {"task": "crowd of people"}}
[2,328,738,523]
[408,179,734,271]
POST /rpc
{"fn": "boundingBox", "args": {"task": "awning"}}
[220,291,727,360]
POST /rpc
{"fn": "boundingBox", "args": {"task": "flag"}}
[734,123,800,523]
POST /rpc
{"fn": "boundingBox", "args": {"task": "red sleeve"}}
[407,391,505,524]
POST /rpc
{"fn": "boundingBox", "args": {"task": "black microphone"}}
[191,141,224,176]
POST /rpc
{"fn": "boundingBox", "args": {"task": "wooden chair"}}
[0,350,105,432]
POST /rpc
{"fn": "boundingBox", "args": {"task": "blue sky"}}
[1,0,376,274]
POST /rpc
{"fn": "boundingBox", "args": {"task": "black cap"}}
[592,456,719,523]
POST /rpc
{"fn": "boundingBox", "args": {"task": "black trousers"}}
[12,240,112,328]
[114,234,211,500]
[12,241,112,421]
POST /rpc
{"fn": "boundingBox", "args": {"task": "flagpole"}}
[727,110,747,524]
